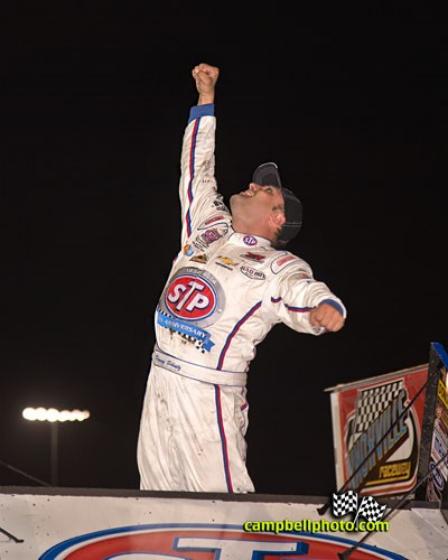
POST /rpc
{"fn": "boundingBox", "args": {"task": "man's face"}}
[230,183,285,231]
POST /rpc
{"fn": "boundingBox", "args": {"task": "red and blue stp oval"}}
[40,523,406,560]
[160,267,225,328]
[166,274,217,321]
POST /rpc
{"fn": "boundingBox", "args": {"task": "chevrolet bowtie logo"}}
[217,256,239,267]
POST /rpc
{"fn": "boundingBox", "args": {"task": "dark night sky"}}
[1,6,446,495]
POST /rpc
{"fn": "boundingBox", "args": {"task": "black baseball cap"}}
[252,162,303,245]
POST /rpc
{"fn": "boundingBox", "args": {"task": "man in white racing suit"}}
[137,63,346,493]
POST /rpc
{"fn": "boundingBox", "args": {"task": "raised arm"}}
[264,255,346,335]
[179,64,230,247]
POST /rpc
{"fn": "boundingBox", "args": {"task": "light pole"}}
[22,407,90,486]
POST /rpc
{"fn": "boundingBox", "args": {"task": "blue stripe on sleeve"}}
[320,299,346,317]
[188,103,215,123]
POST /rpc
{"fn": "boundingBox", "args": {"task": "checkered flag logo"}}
[332,490,358,517]
[355,495,387,523]
[354,381,404,435]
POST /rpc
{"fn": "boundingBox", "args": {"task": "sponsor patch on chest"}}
[190,253,208,264]
[240,265,266,280]
[157,267,225,352]
[192,224,229,250]
[163,269,222,322]
[159,266,224,321]
[240,252,266,263]
[215,255,240,270]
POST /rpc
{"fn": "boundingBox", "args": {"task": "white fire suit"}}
[137,103,346,493]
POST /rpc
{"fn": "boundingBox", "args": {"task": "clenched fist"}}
[192,63,220,105]
[309,302,345,332]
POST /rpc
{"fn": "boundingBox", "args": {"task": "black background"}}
[1,5,446,495]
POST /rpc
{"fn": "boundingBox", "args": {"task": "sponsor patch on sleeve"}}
[198,213,229,230]
[270,252,299,274]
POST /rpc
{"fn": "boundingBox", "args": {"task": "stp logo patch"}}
[166,275,216,320]
[160,267,225,328]
[243,235,257,246]
[40,523,405,559]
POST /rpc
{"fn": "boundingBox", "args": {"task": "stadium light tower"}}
[22,407,90,486]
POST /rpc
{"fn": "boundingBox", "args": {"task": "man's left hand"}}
[309,303,345,332]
